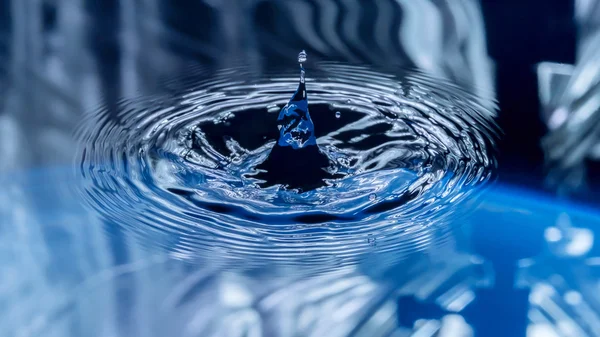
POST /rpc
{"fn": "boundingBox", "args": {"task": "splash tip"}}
[298,50,307,64]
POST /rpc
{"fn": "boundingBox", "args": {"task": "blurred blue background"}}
[1,0,600,336]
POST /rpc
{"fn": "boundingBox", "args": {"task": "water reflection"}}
[4,167,600,337]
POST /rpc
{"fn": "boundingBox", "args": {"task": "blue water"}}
[2,164,600,336]
[0,0,590,335]
[5,52,595,337]
[0,56,568,336]
[73,60,498,271]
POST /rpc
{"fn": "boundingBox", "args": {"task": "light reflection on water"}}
[2,167,600,336]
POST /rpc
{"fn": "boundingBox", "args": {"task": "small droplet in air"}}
[369,194,376,201]
[335,111,341,118]
[298,50,307,64]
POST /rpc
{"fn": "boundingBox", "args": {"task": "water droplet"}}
[298,50,307,64]
[346,99,352,104]
[369,194,376,201]
[335,111,341,118]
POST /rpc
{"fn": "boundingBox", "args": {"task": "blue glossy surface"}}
[276,65,317,149]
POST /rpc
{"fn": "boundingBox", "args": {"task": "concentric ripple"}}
[75,62,498,267]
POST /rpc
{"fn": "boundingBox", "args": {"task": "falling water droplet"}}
[298,50,307,64]
[335,111,341,118]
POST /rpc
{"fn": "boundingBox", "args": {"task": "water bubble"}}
[369,194,377,201]
[335,111,341,118]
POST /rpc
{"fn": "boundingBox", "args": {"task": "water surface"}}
[76,62,498,269]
